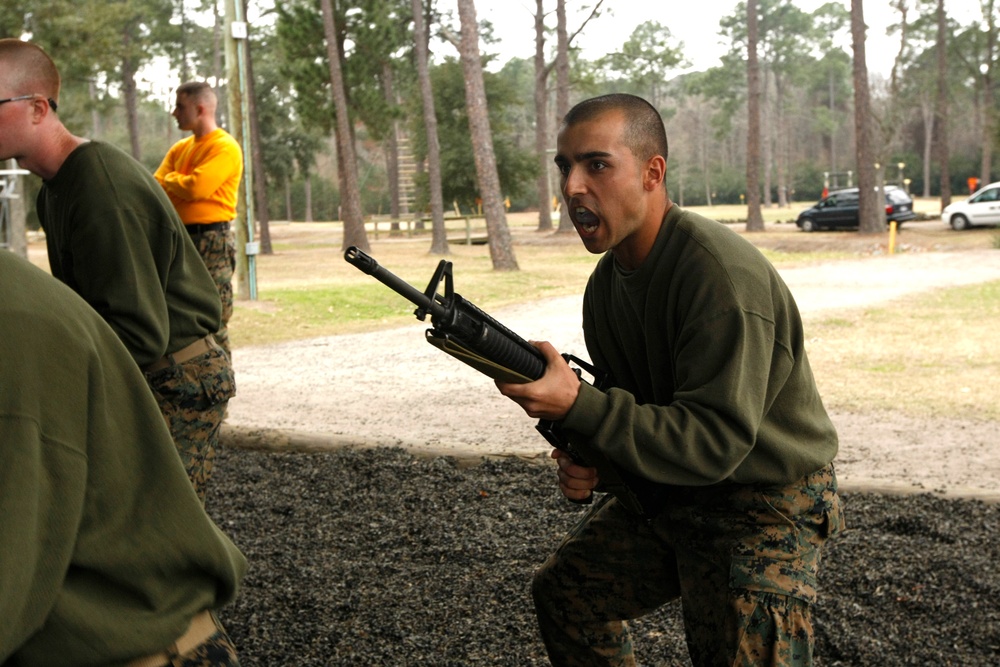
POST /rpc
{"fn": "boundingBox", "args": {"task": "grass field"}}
[805,280,1000,420]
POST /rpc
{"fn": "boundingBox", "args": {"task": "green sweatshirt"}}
[38,141,221,368]
[0,251,245,666]
[563,205,838,487]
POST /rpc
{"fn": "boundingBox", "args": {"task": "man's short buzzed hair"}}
[0,39,61,103]
[176,81,216,104]
[563,93,669,165]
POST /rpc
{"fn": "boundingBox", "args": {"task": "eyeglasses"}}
[0,94,58,112]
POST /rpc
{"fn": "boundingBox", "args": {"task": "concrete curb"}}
[221,424,1000,504]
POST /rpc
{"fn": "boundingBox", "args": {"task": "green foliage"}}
[277,174,341,222]
[6,0,999,219]
[0,1,29,38]
[787,160,829,201]
[342,0,412,142]
[685,54,747,137]
[409,57,538,212]
[248,21,322,194]
[596,21,687,110]
[275,0,335,135]
[270,0,418,219]
[667,164,747,205]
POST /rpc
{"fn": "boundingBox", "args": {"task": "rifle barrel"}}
[344,246,444,319]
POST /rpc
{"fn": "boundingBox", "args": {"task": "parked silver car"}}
[942,182,1000,230]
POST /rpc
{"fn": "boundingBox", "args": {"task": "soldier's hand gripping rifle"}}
[344,246,662,517]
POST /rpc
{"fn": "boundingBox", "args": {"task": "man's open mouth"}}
[574,206,599,233]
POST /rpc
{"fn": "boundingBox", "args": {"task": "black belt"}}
[186,221,230,234]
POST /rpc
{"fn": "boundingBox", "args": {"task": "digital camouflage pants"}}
[532,465,844,667]
[158,614,240,667]
[145,347,235,504]
[190,228,235,358]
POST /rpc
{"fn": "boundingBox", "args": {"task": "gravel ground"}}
[208,445,1000,666]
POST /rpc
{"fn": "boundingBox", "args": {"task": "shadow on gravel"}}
[208,446,1000,666]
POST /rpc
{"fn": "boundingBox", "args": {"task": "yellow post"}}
[888,220,897,255]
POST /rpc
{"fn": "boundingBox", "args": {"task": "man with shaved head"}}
[0,39,244,667]
[497,93,844,666]
[155,81,243,359]
[0,39,235,505]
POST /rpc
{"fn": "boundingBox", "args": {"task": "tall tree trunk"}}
[319,0,369,252]
[980,0,996,186]
[244,11,272,255]
[761,68,773,209]
[178,0,190,81]
[775,74,789,208]
[284,176,292,221]
[121,33,141,161]
[412,0,448,255]
[677,165,684,206]
[533,0,552,232]
[555,0,574,233]
[213,1,225,121]
[456,0,518,270]
[4,159,27,258]
[383,62,401,223]
[304,172,313,222]
[851,0,883,234]
[828,67,837,179]
[89,79,102,138]
[934,0,951,207]
[921,97,934,197]
[701,112,713,207]
[745,0,764,232]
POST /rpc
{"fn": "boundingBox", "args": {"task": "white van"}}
[942,182,1000,230]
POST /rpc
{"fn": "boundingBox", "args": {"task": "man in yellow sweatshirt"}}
[156,81,243,357]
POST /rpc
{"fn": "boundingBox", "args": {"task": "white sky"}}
[135,0,987,102]
[439,0,986,77]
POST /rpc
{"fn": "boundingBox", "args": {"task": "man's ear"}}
[644,155,666,191]
[30,96,51,123]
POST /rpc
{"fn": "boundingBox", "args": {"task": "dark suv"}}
[795,186,916,232]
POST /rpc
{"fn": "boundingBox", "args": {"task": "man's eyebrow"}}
[555,150,613,163]
[577,150,612,160]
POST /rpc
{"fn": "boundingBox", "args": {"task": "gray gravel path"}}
[226,249,1000,499]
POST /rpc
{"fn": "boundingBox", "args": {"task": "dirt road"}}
[225,245,1000,501]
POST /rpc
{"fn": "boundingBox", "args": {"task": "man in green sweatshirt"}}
[0,250,246,666]
[0,38,233,503]
[497,93,844,666]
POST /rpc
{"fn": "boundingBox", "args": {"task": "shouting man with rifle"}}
[346,92,844,666]
[495,94,845,666]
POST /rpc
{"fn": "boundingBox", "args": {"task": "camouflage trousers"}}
[145,346,235,504]
[533,465,844,667]
[142,613,240,667]
[189,227,236,358]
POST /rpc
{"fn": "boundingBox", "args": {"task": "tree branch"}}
[566,0,606,47]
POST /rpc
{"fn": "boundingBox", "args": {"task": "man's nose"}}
[562,166,586,198]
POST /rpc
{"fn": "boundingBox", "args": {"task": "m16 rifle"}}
[344,246,662,516]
